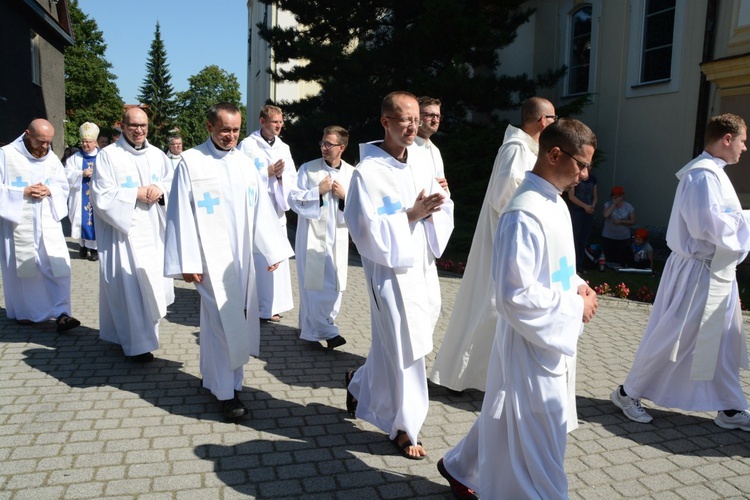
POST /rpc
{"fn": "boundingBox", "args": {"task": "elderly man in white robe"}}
[65,121,101,262]
[91,107,174,362]
[165,102,294,420]
[344,91,454,460]
[238,105,296,323]
[431,96,556,393]
[612,113,750,431]
[0,119,80,331]
[289,126,354,350]
[438,118,598,500]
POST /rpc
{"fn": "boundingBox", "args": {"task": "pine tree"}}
[174,66,246,148]
[64,0,124,146]
[137,22,176,149]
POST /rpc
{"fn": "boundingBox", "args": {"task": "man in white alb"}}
[414,96,448,192]
[344,91,454,460]
[239,105,296,322]
[0,119,80,331]
[430,96,556,392]
[91,107,174,362]
[289,126,354,350]
[438,118,597,499]
[165,102,294,420]
[612,113,750,432]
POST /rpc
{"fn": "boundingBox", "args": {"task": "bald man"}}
[0,119,80,331]
[91,108,174,362]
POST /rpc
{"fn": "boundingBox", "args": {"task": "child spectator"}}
[628,228,654,269]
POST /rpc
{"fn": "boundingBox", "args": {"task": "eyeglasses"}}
[384,116,423,128]
[557,148,592,171]
[125,123,148,130]
[420,112,441,121]
[319,141,343,150]
[539,114,559,122]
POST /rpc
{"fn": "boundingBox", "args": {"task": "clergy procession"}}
[3,93,750,499]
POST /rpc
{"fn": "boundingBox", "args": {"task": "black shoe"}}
[78,247,88,258]
[55,314,81,332]
[128,352,155,363]
[88,250,98,262]
[326,335,347,350]
[222,396,248,420]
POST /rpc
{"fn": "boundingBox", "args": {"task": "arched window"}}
[568,5,592,95]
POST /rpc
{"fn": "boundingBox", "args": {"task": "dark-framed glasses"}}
[319,141,342,150]
[383,116,423,128]
[420,112,441,121]
[557,148,592,171]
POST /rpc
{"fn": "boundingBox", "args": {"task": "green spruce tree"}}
[64,0,124,146]
[137,22,176,149]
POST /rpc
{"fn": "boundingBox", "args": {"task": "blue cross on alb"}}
[121,176,139,188]
[11,176,28,188]
[551,256,575,291]
[151,174,159,183]
[45,179,50,186]
[254,158,265,171]
[198,192,220,214]
[247,187,256,207]
[377,196,402,215]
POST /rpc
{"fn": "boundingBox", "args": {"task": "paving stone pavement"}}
[2,239,750,499]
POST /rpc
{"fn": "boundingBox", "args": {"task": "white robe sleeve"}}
[252,167,295,265]
[343,170,414,268]
[422,175,454,259]
[163,160,204,278]
[268,154,295,213]
[47,161,70,222]
[64,155,82,193]
[679,169,750,254]
[494,211,583,356]
[288,164,323,220]
[90,148,138,234]
[490,143,533,215]
[0,149,25,224]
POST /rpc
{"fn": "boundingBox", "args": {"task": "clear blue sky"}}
[77,0,248,105]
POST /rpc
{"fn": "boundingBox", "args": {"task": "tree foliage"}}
[64,0,123,146]
[137,22,176,149]
[173,65,246,148]
[257,0,578,258]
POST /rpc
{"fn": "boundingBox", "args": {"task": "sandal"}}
[391,431,426,460]
[345,368,358,417]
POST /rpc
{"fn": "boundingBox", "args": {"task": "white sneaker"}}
[610,386,653,423]
[715,410,750,431]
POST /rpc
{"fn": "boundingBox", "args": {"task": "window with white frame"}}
[567,5,593,95]
[626,0,685,97]
[30,31,41,86]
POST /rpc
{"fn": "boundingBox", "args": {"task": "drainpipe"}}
[694,0,718,156]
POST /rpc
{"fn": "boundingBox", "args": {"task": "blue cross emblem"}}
[551,256,575,291]
[377,196,402,215]
[198,192,220,214]
[151,174,159,183]
[11,176,28,188]
[254,158,265,171]
[121,176,139,188]
[247,187,256,207]
[44,179,50,186]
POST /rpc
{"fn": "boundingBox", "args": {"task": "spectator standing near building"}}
[602,185,635,267]
[567,168,597,272]
[414,96,448,191]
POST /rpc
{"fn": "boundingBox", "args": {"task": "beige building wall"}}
[498,0,749,229]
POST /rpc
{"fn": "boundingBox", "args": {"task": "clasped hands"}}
[136,184,163,204]
[578,284,598,323]
[407,189,445,223]
[24,182,51,199]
